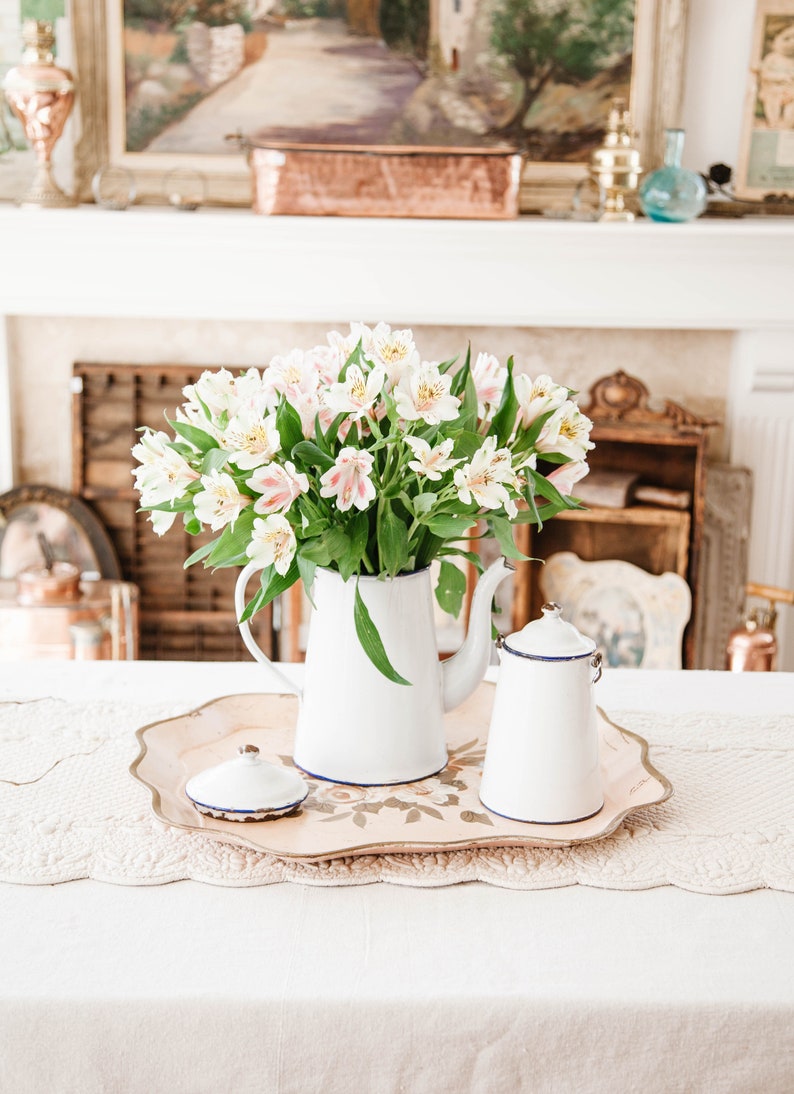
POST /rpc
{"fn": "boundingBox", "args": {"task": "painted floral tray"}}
[130,683,672,863]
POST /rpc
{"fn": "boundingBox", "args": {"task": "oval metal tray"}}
[130,683,671,863]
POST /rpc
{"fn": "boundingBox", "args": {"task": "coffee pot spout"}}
[441,557,513,712]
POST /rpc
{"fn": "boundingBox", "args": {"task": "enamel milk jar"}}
[480,602,604,824]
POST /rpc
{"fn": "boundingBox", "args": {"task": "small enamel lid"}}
[185,744,308,814]
[502,602,596,658]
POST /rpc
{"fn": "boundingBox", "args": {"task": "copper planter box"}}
[250,144,522,219]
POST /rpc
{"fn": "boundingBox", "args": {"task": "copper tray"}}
[249,144,522,219]
[130,684,671,863]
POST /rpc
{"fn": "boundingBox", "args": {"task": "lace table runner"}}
[0,695,792,893]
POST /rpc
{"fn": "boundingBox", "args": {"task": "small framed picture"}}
[736,0,794,199]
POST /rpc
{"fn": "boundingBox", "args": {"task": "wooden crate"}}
[72,363,276,662]
[514,371,715,669]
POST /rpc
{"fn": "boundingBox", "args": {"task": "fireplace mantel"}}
[2,206,794,330]
[2,206,793,668]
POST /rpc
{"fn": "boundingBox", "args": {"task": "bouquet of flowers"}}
[132,323,594,678]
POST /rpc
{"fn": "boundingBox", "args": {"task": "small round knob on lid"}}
[501,602,596,659]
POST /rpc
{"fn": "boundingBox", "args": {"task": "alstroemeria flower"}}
[193,469,250,531]
[394,362,460,425]
[370,327,419,387]
[247,460,309,514]
[132,430,201,507]
[183,367,260,420]
[536,401,595,462]
[246,514,296,575]
[404,436,462,481]
[149,510,177,536]
[324,363,385,420]
[514,373,569,429]
[222,408,280,470]
[454,436,518,514]
[472,352,507,418]
[545,459,590,497]
[320,447,376,512]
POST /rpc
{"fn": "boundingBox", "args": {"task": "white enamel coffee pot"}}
[480,602,603,824]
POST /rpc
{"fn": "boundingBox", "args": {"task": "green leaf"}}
[183,515,202,536]
[450,345,471,395]
[338,511,370,582]
[456,371,479,433]
[411,491,438,517]
[487,515,530,561]
[452,430,485,461]
[296,554,317,608]
[435,559,468,618]
[292,440,335,472]
[425,514,476,539]
[353,585,411,686]
[184,540,215,568]
[167,418,218,454]
[200,447,230,475]
[239,559,299,623]
[490,355,518,447]
[206,506,256,568]
[276,398,304,459]
[378,501,410,576]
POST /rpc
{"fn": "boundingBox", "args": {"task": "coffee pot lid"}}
[185,744,308,821]
[502,602,595,659]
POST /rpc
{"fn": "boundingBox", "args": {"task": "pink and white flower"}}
[222,408,280,470]
[472,352,507,419]
[536,401,595,462]
[454,436,518,515]
[246,514,296,575]
[193,469,251,531]
[183,367,262,420]
[131,430,201,507]
[394,362,460,425]
[545,459,590,497]
[247,460,309,514]
[323,363,386,420]
[320,448,376,512]
[403,436,462,481]
[370,326,419,386]
[514,373,569,429]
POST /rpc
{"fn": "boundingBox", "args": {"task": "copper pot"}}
[16,561,81,605]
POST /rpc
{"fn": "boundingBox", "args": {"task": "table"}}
[1,662,793,1094]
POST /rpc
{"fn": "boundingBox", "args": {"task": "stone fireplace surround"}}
[1,208,792,669]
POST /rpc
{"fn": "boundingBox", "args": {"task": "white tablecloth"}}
[1,663,793,1093]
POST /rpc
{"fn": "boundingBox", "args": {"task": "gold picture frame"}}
[72,0,689,212]
[735,0,794,199]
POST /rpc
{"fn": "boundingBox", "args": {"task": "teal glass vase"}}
[639,129,707,223]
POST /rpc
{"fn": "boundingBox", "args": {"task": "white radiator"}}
[729,334,794,671]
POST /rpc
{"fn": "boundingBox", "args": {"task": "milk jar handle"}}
[591,651,603,684]
[234,560,302,697]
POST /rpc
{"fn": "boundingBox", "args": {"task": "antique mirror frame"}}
[0,484,122,580]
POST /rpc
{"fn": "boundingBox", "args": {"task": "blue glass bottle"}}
[639,129,707,223]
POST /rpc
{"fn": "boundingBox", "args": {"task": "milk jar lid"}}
[185,744,308,822]
[501,602,596,660]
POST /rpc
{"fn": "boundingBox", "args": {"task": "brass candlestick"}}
[590,98,641,222]
[3,20,76,208]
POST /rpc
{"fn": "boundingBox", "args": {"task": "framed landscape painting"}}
[73,0,689,211]
[736,0,794,199]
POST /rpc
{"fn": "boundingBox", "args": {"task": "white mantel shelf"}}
[3,205,794,331]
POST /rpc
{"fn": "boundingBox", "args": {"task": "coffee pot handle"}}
[234,560,302,696]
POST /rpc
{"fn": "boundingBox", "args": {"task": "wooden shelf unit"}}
[514,371,714,669]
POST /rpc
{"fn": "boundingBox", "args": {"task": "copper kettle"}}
[725,582,794,672]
